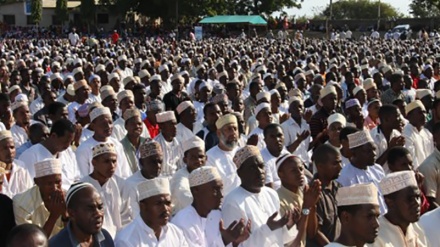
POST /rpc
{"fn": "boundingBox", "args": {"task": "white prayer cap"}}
[108,72,120,82]
[256,91,270,102]
[135,58,142,64]
[348,129,374,149]
[137,178,170,201]
[72,67,83,75]
[405,100,425,115]
[360,64,369,70]
[66,182,95,207]
[189,166,222,187]
[100,86,116,100]
[8,85,20,94]
[329,57,338,64]
[156,111,176,123]
[50,73,63,81]
[336,183,379,206]
[34,158,62,178]
[89,106,111,122]
[176,101,194,115]
[363,78,376,90]
[416,89,432,100]
[319,85,337,99]
[138,69,150,79]
[327,113,346,128]
[149,74,162,82]
[345,98,361,109]
[92,143,116,158]
[179,70,189,77]
[288,96,303,105]
[255,103,271,116]
[15,93,27,103]
[140,139,163,159]
[11,100,27,111]
[73,58,83,65]
[382,65,392,74]
[73,79,88,91]
[88,74,101,83]
[158,64,168,73]
[122,76,136,86]
[233,145,262,168]
[66,84,75,96]
[294,73,306,82]
[305,70,314,76]
[0,130,12,142]
[199,81,211,91]
[123,108,141,121]
[117,90,134,103]
[118,55,128,62]
[95,64,105,73]
[216,113,237,129]
[270,89,280,96]
[328,64,337,70]
[353,86,365,96]
[196,64,206,72]
[51,61,61,68]
[263,73,273,80]
[379,171,418,196]
[218,71,228,79]
[183,135,205,153]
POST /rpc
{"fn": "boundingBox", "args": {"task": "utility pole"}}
[326,0,333,39]
[377,0,381,30]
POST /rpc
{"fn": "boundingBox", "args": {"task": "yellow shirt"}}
[12,186,64,237]
[368,216,428,247]
[277,185,303,216]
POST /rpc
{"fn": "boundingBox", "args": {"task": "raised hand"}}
[303,109,313,123]
[220,219,251,246]
[247,134,259,146]
[45,190,67,218]
[389,136,405,148]
[303,179,322,209]
[267,211,291,231]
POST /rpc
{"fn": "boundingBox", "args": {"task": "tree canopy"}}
[315,0,401,20]
[409,0,440,18]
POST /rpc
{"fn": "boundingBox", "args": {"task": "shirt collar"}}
[66,223,105,247]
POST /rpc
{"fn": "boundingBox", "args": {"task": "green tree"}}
[409,0,440,17]
[30,0,42,24]
[319,0,401,20]
[81,0,96,32]
[55,0,69,25]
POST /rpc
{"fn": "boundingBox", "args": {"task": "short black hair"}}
[378,104,398,122]
[6,224,47,247]
[390,73,403,84]
[387,146,410,165]
[312,143,340,165]
[0,93,10,103]
[203,102,217,116]
[263,123,282,137]
[47,102,66,116]
[339,126,359,141]
[132,83,146,91]
[50,119,75,136]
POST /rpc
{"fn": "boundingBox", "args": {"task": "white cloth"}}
[175,123,195,144]
[153,133,184,178]
[68,32,80,46]
[170,168,192,214]
[88,93,101,104]
[114,215,189,247]
[172,205,224,247]
[0,160,32,198]
[117,66,133,81]
[56,93,70,107]
[18,144,80,191]
[419,207,440,246]
[370,127,402,174]
[260,147,289,190]
[120,171,152,221]
[281,117,312,164]
[29,96,43,115]
[67,101,81,123]
[81,175,129,238]
[206,145,240,196]
[111,117,150,141]
[222,186,296,247]
[402,123,434,169]
[79,126,94,145]
[248,127,266,150]
[11,124,28,149]
[75,136,132,179]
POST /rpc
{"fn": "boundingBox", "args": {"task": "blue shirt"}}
[49,222,114,247]
[16,141,32,158]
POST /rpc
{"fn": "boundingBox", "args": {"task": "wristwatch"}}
[302,208,310,216]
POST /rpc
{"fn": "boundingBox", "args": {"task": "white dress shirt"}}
[403,123,434,169]
[281,117,312,164]
[170,167,192,214]
[370,126,402,173]
[11,124,28,148]
[114,215,189,247]
[205,145,240,196]
[260,147,289,190]
[419,207,440,246]
[0,160,33,198]
[120,171,152,222]
[154,133,183,178]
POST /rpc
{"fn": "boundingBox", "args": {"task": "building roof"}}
[199,15,267,25]
[42,0,81,8]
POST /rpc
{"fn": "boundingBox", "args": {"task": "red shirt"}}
[111,32,119,44]
[144,118,160,138]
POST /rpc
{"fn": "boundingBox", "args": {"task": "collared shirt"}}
[144,118,160,138]
[281,117,312,164]
[79,126,94,145]
[418,148,440,205]
[75,136,132,179]
[260,147,289,190]
[81,175,128,238]
[114,215,189,247]
[370,126,401,173]
[49,222,114,247]
[277,185,304,216]
[1,161,33,198]
[419,207,440,246]
[12,186,64,238]
[368,216,428,247]
[206,145,240,196]
[154,133,184,178]
[170,167,192,215]
[172,205,224,247]
[121,136,146,174]
[19,144,79,191]
[121,171,152,221]
[337,163,387,214]
[381,88,405,105]
[222,186,297,247]
[11,124,28,148]
[403,123,434,169]
[176,122,195,144]
[196,127,219,152]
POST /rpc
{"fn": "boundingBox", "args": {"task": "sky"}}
[278,0,412,18]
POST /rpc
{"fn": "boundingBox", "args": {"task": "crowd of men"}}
[1,29,440,247]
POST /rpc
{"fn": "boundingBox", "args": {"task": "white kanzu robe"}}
[0,160,33,198]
